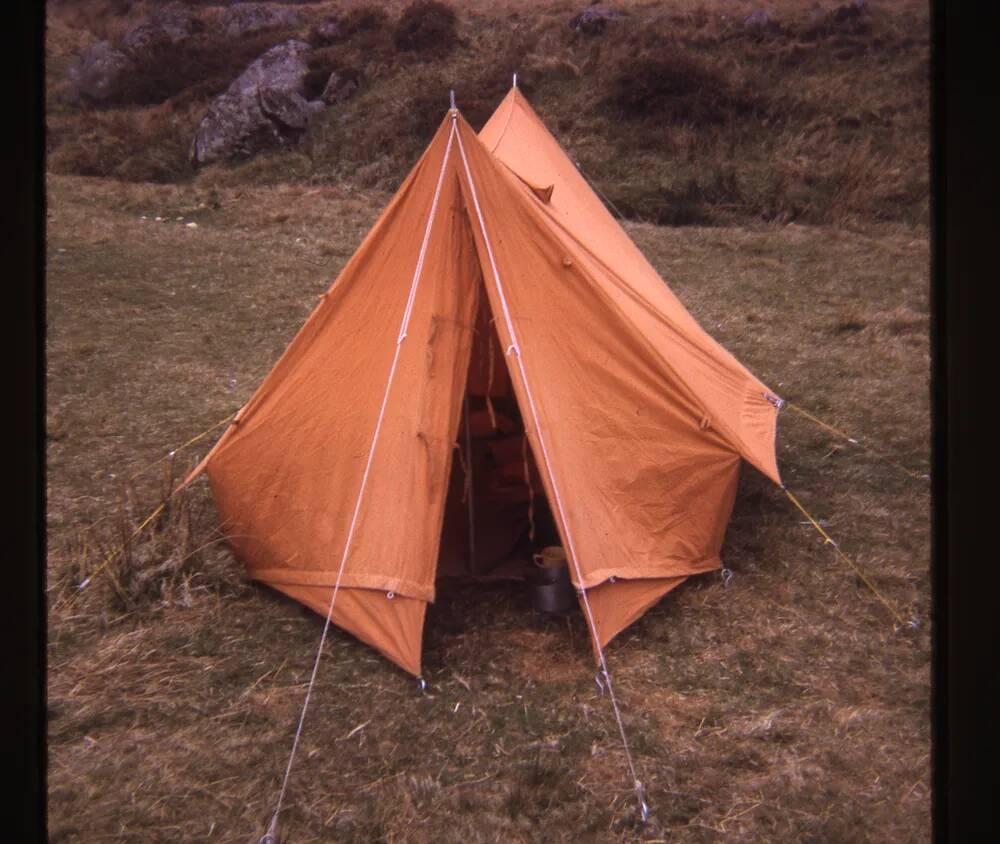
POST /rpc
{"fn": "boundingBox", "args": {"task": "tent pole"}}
[463,393,477,573]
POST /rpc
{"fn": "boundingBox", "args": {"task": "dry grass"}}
[46,169,929,841]
[45,0,929,226]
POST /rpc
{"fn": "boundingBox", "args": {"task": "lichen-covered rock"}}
[568,6,623,36]
[220,3,302,39]
[320,70,359,105]
[743,9,781,34]
[66,40,134,103]
[259,87,323,131]
[311,17,342,46]
[191,39,322,166]
[120,3,204,52]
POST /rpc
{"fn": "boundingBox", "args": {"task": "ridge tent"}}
[185,87,783,677]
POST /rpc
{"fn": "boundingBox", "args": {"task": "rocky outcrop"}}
[568,6,624,36]
[220,3,303,39]
[66,41,133,103]
[743,9,780,34]
[120,4,204,51]
[190,40,324,166]
[320,70,359,105]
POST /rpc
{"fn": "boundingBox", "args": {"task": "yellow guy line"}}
[57,411,238,609]
[125,412,237,484]
[57,501,167,610]
[782,486,909,629]
[784,402,928,483]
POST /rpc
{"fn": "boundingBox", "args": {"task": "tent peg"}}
[513,72,518,88]
[449,89,456,110]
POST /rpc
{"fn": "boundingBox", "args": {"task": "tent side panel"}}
[455,117,742,626]
[273,583,426,677]
[203,120,480,672]
[585,575,690,654]
[480,90,780,483]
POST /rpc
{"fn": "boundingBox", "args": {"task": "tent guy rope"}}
[261,116,459,844]
[57,410,240,608]
[56,500,168,610]
[782,486,913,629]
[455,122,651,825]
[124,411,237,485]
[57,409,240,609]
[784,401,929,482]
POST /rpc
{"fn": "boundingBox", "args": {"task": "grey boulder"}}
[320,70,359,105]
[220,3,303,38]
[568,6,624,36]
[120,4,204,51]
[191,39,323,166]
[66,40,133,103]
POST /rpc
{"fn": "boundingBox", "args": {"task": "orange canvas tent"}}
[185,87,783,677]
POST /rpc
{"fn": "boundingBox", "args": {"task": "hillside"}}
[46,0,930,227]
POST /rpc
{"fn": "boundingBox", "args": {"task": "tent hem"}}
[250,569,435,602]
[577,555,721,590]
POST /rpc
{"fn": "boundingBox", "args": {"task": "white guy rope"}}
[455,127,650,823]
[261,117,458,844]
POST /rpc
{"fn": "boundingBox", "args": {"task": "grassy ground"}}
[46,168,930,841]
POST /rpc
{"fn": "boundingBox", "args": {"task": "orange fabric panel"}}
[455,116,746,591]
[583,576,689,659]
[479,90,781,483]
[273,582,426,676]
[202,116,479,617]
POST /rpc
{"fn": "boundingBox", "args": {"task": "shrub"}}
[340,4,389,38]
[47,101,198,183]
[393,0,458,55]
[605,49,760,126]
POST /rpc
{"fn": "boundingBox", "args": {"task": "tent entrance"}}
[437,282,558,583]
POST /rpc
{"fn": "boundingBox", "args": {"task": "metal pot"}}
[528,546,574,614]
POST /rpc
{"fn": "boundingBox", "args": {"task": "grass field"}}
[46,164,930,841]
